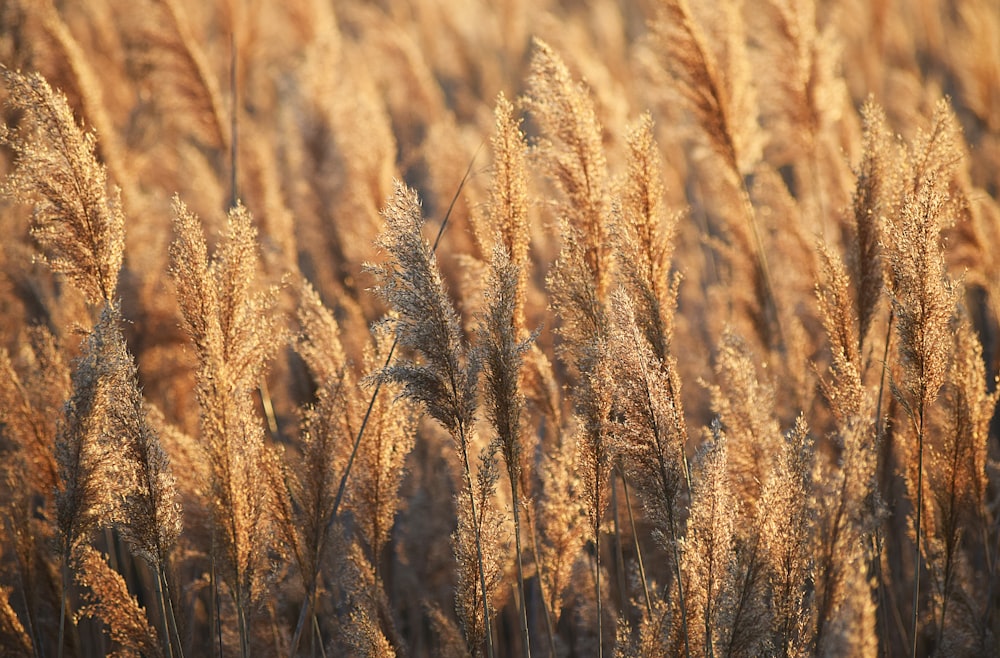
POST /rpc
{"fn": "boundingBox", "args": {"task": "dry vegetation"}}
[1,0,999,656]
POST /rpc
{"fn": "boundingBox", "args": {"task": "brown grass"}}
[1,2,999,657]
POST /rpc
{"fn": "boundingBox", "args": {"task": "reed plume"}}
[100,306,183,657]
[0,327,69,500]
[650,0,782,348]
[608,290,690,655]
[683,423,736,658]
[814,242,881,656]
[73,544,163,658]
[844,101,899,350]
[617,113,682,363]
[758,416,814,656]
[0,4,998,657]
[921,316,997,652]
[816,243,865,425]
[369,180,499,657]
[526,38,613,304]
[476,242,534,655]
[0,68,124,307]
[484,92,531,337]
[882,116,962,657]
[704,330,781,501]
[53,306,132,656]
[527,38,616,655]
[169,198,280,657]
[348,332,417,585]
[120,0,231,150]
[0,586,32,658]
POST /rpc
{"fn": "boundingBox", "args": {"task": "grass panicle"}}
[0,7,998,658]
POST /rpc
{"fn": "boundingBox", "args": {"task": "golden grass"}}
[1,1,999,656]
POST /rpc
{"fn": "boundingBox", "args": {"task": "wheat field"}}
[1,0,999,656]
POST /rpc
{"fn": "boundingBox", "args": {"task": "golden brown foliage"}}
[1,2,999,657]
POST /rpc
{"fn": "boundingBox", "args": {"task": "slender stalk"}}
[873,531,892,656]
[311,613,327,658]
[527,506,558,657]
[267,600,282,657]
[610,475,627,613]
[982,519,1000,632]
[7,512,41,658]
[875,311,895,444]
[619,473,652,617]
[669,501,691,658]
[229,26,238,210]
[161,567,186,658]
[259,376,279,439]
[736,181,786,354]
[212,552,222,658]
[154,570,175,658]
[807,143,830,244]
[288,576,318,658]
[458,432,495,658]
[911,397,925,658]
[873,310,894,654]
[594,479,603,658]
[237,589,250,658]
[57,548,68,658]
[288,147,482,658]
[936,444,962,650]
[511,485,532,657]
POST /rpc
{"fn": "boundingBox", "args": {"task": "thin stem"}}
[237,589,250,658]
[807,140,830,244]
[312,613,327,658]
[609,475,627,614]
[458,432,495,658]
[982,517,1000,633]
[57,550,68,658]
[669,501,692,658]
[161,566,186,658]
[875,311,895,444]
[154,570,175,658]
[527,505,558,657]
[911,398,925,658]
[594,470,603,658]
[875,310,895,654]
[212,552,222,658]
[873,531,892,657]
[7,513,41,658]
[511,486,532,657]
[620,472,652,617]
[736,179,786,354]
[595,528,603,658]
[259,376,279,439]
[229,24,238,210]
[288,146,483,658]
